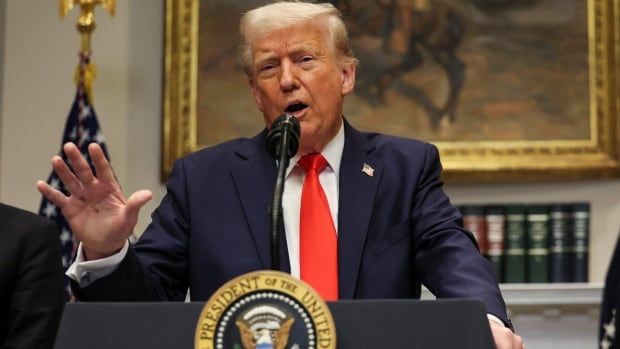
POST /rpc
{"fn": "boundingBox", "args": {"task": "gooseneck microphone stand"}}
[266,113,300,270]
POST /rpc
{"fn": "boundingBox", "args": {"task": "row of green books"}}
[458,202,590,284]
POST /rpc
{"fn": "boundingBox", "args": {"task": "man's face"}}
[248,21,356,155]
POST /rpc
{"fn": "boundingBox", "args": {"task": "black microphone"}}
[266,113,300,271]
[266,113,300,159]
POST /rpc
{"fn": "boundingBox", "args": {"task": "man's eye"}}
[298,56,315,63]
[261,65,274,72]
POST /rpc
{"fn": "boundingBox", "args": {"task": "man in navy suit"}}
[38,2,523,348]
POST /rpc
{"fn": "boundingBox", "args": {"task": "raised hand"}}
[37,142,152,261]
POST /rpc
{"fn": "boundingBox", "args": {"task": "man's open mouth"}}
[285,103,308,114]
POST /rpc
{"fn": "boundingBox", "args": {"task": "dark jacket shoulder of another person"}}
[0,203,64,349]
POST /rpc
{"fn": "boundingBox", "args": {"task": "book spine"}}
[461,205,488,255]
[549,205,573,282]
[526,206,550,283]
[504,206,526,283]
[485,207,505,283]
[572,203,590,282]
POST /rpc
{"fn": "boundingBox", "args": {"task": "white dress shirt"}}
[282,121,344,278]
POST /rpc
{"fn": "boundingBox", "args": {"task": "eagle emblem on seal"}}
[235,305,295,349]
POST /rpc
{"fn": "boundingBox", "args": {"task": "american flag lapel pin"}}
[362,163,374,177]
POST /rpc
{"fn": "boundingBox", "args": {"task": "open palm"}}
[37,143,152,260]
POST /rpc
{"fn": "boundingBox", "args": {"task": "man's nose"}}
[279,61,299,92]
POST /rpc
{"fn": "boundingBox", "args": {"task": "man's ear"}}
[341,62,356,96]
[248,78,264,112]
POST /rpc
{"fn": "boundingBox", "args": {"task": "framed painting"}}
[163,0,619,181]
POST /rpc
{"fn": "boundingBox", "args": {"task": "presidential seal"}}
[195,271,336,349]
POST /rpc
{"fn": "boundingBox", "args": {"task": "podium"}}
[54,299,495,348]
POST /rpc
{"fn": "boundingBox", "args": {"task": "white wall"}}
[0,0,618,284]
[0,0,165,235]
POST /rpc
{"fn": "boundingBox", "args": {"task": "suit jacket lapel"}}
[337,121,383,299]
[230,130,291,272]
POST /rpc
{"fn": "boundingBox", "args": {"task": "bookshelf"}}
[422,283,601,348]
[458,203,592,284]
[421,283,603,307]
[497,283,602,307]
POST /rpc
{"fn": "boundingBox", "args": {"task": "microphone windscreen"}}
[266,114,300,159]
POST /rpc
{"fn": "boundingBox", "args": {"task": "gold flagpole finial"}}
[60,0,114,104]
[60,0,115,53]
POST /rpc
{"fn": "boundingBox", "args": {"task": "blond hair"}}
[238,1,358,75]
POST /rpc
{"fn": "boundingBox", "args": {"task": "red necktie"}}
[298,153,338,300]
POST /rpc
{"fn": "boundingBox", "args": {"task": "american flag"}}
[600,234,619,349]
[38,52,110,300]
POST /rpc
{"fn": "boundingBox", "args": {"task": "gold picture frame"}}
[163,0,619,182]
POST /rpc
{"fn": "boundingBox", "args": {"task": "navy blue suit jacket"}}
[75,120,509,324]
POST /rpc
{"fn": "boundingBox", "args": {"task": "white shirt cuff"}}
[487,313,506,327]
[65,240,129,287]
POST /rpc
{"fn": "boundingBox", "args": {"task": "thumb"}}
[125,190,153,219]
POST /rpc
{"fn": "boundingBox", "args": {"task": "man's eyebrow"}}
[253,51,278,64]
[253,43,324,65]
[289,43,324,55]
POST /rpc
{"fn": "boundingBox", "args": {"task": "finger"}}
[51,155,83,195]
[37,180,69,208]
[64,142,96,185]
[126,190,153,214]
[125,190,153,230]
[513,334,524,349]
[89,143,116,183]
[489,321,512,349]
